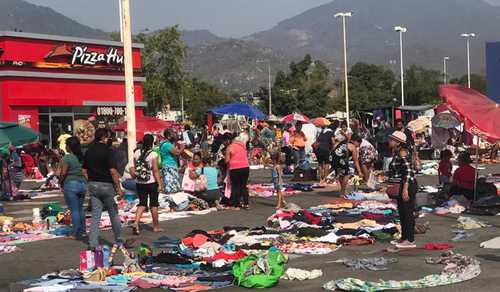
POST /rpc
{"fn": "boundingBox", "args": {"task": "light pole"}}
[120,0,136,162]
[443,57,450,84]
[334,11,353,126]
[257,60,273,116]
[461,33,476,88]
[394,26,407,106]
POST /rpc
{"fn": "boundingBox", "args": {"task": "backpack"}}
[135,150,152,182]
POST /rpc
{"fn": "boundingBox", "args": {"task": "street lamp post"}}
[334,11,353,126]
[443,57,450,84]
[461,33,476,88]
[394,26,407,106]
[257,60,273,116]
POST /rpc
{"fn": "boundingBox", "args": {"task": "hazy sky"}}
[25,0,334,37]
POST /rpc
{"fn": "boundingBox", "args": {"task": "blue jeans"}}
[122,179,137,191]
[63,180,87,237]
[88,182,123,249]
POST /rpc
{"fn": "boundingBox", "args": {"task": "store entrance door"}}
[50,114,74,149]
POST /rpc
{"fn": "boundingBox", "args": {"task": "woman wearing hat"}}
[388,131,418,249]
[449,152,475,201]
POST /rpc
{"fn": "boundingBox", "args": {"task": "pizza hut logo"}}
[71,46,124,66]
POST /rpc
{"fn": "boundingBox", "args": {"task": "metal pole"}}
[443,58,447,84]
[399,31,405,106]
[467,38,471,88]
[118,0,124,42]
[181,94,185,122]
[268,62,272,116]
[342,16,350,126]
[121,0,136,162]
[474,136,480,201]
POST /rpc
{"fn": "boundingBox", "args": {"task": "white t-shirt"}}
[133,149,159,184]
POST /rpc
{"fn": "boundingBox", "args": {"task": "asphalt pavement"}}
[2,165,500,292]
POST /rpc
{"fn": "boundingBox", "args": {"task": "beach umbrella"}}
[432,112,461,129]
[0,122,39,147]
[312,117,331,127]
[281,113,310,124]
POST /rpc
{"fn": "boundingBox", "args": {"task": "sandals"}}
[132,225,140,236]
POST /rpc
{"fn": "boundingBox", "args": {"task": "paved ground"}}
[2,165,500,292]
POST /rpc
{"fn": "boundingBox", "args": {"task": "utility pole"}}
[120,0,136,162]
[268,63,272,117]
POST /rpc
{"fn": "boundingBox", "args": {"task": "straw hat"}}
[389,131,407,144]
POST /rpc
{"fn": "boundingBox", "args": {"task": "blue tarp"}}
[208,102,266,120]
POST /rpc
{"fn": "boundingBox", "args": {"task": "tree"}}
[450,74,486,93]
[269,55,333,117]
[138,27,187,114]
[183,78,234,126]
[395,65,441,106]
[338,62,396,111]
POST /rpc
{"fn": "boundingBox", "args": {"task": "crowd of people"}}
[0,115,497,251]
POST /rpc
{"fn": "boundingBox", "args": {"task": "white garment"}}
[183,131,192,146]
[480,237,500,249]
[133,149,158,184]
[281,268,323,281]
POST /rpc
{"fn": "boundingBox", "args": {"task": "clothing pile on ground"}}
[420,162,439,176]
[434,199,467,215]
[266,197,400,249]
[324,251,481,291]
[92,192,216,230]
[248,184,301,198]
[18,227,292,291]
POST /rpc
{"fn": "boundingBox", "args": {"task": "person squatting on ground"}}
[388,131,418,249]
[130,134,164,235]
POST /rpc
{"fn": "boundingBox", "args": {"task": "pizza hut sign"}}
[71,46,124,66]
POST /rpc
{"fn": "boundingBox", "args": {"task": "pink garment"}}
[228,141,249,170]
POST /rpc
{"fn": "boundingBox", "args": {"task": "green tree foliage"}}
[450,74,487,94]
[270,55,333,117]
[394,65,442,106]
[137,27,187,114]
[339,62,396,110]
[183,78,234,126]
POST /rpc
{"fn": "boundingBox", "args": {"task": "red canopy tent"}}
[439,85,500,143]
[113,116,178,140]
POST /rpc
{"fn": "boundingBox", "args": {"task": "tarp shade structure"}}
[0,122,39,147]
[440,85,500,143]
[113,116,177,141]
[208,102,266,120]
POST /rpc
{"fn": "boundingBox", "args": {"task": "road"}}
[2,165,500,292]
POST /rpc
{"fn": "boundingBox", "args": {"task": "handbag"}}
[194,168,208,192]
[386,183,401,198]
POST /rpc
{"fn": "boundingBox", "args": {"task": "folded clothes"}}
[281,268,323,281]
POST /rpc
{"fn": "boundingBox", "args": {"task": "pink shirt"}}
[228,141,249,170]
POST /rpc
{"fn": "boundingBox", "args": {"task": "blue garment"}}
[196,167,219,190]
[160,141,178,168]
[63,180,87,237]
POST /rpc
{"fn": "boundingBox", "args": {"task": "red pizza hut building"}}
[0,31,145,146]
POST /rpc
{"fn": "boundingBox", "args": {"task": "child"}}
[271,151,285,209]
[438,149,453,185]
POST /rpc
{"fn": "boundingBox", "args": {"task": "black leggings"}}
[282,146,293,167]
[397,180,418,242]
[229,167,250,207]
[137,182,159,208]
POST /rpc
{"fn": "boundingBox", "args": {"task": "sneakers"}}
[390,239,402,245]
[396,240,417,249]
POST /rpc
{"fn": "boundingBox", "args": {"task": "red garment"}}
[423,243,453,250]
[438,161,452,177]
[203,250,247,263]
[302,209,321,225]
[453,164,475,190]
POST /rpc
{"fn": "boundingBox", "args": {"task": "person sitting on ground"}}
[193,155,221,208]
[182,152,203,193]
[271,151,285,209]
[438,149,453,185]
[449,152,476,201]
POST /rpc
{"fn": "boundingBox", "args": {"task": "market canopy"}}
[0,122,39,147]
[208,102,266,120]
[440,85,500,142]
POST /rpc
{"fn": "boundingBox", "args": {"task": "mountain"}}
[0,0,108,39]
[181,30,225,47]
[250,0,500,75]
[185,39,289,93]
